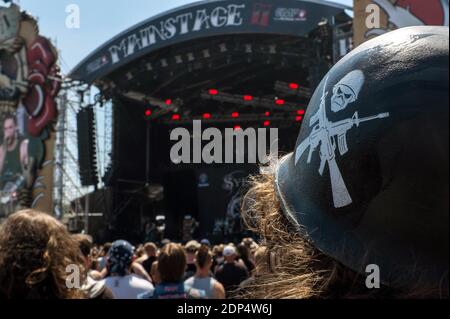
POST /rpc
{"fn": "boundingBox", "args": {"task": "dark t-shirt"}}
[215,262,249,296]
[184,263,197,281]
[240,258,256,274]
[142,256,157,274]
[1,137,24,189]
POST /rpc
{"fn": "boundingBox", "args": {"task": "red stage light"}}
[209,89,219,95]
[275,99,285,105]
[265,112,270,117]
[264,121,270,127]
[289,83,299,90]
[234,125,241,131]
[297,110,305,115]
[232,112,239,118]
[172,114,180,120]
[145,109,152,117]
[203,113,211,119]
[165,99,172,105]
[243,95,253,101]
[296,116,303,122]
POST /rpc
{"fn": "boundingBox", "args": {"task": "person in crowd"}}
[212,244,225,273]
[72,234,114,299]
[161,239,171,246]
[185,246,225,299]
[135,242,158,275]
[214,245,249,297]
[94,243,152,282]
[130,259,153,283]
[0,210,86,299]
[200,239,211,248]
[90,246,100,272]
[150,261,161,286]
[97,242,112,272]
[139,243,205,299]
[239,246,269,291]
[242,238,259,258]
[101,240,154,299]
[72,235,103,281]
[134,245,145,259]
[237,243,256,275]
[184,240,200,280]
[239,26,449,299]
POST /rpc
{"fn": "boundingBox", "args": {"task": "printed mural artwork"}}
[0,4,61,217]
[354,0,449,46]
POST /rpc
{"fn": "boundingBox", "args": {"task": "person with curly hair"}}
[0,210,86,299]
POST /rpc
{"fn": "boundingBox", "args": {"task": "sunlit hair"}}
[158,243,186,283]
[237,244,251,261]
[135,245,145,258]
[212,244,224,257]
[144,242,157,256]
[253,246,269,274]
[240,165,443,299]
[185,240,200,254]
[0,210,86,299]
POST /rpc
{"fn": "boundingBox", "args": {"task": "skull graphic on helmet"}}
[331,70,365,112]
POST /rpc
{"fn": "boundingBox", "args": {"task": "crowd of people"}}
[0,27,448,300]
[0,209,263,299]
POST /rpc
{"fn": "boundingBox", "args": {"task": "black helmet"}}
[275,26,449,290]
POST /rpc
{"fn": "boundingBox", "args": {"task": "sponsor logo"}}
[198,173,210,188]
[86,55,109,73]
[274,7,307,22]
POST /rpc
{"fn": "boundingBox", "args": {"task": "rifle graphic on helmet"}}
[295,74,390,208]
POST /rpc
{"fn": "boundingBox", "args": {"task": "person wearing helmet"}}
[241,26,449,299]
[101,240,154,299]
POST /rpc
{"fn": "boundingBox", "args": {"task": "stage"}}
[69,0,353,243]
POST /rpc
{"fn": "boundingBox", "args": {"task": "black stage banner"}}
[70,0,348,83]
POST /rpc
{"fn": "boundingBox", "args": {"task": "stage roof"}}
[70,0,351,83]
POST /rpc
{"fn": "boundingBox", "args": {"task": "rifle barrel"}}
[359,113,390,123]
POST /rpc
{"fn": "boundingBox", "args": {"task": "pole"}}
[146,121,150,184]
[85,192,90,234]
[56,93,67,219]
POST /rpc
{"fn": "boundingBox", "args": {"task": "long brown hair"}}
[240,168,442,299]
[0,210,86,299]
[195,246,212,269]
[158,243,186,283]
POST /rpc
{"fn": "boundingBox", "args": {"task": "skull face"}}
[330,70,365,113]
[331,84,357,112]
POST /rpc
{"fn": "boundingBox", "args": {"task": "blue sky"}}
[16,0,353,74]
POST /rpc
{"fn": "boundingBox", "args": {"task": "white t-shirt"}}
[102,274,154,299]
